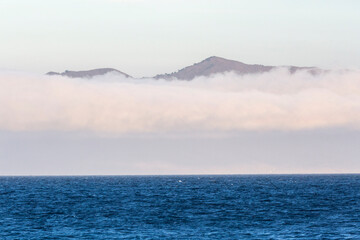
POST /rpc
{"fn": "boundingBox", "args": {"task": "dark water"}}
[0,175,360,239]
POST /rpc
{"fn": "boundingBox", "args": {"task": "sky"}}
[1,0,360,77]
[1,0,360,175]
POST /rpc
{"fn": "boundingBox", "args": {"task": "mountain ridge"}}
[46,68,131,78]
[47,57,320,80]
[153,56,319,80]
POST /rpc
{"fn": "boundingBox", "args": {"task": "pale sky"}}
[2,129,360,175]
[1,0,360,77]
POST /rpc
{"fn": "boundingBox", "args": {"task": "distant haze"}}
[2,65,360,175]
[2,129,360,175]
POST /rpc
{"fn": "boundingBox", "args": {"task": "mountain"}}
[46,57,321,80]
[46,68,131,78]
[154,56,319,80]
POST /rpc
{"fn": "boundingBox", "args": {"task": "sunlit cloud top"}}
[1,69,360,134]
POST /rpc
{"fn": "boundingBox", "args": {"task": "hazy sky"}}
[1,0,360,77]
[2,129,360,175]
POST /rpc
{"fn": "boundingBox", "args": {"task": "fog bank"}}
[1,69,360,134]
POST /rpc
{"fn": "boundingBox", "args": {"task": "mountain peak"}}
[204,56,221,60]
[204,56,230,61]
[154,56,272,80]
[46,68,131,78]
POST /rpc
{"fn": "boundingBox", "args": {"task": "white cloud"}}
[1,69,360,134]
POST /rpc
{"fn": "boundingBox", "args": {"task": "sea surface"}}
[0,175,360,239]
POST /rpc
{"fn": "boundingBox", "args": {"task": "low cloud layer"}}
[1,68,360,134]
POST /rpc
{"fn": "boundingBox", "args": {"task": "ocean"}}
[0,175,359,239]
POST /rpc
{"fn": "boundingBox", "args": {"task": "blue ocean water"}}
[0,175,360,239]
